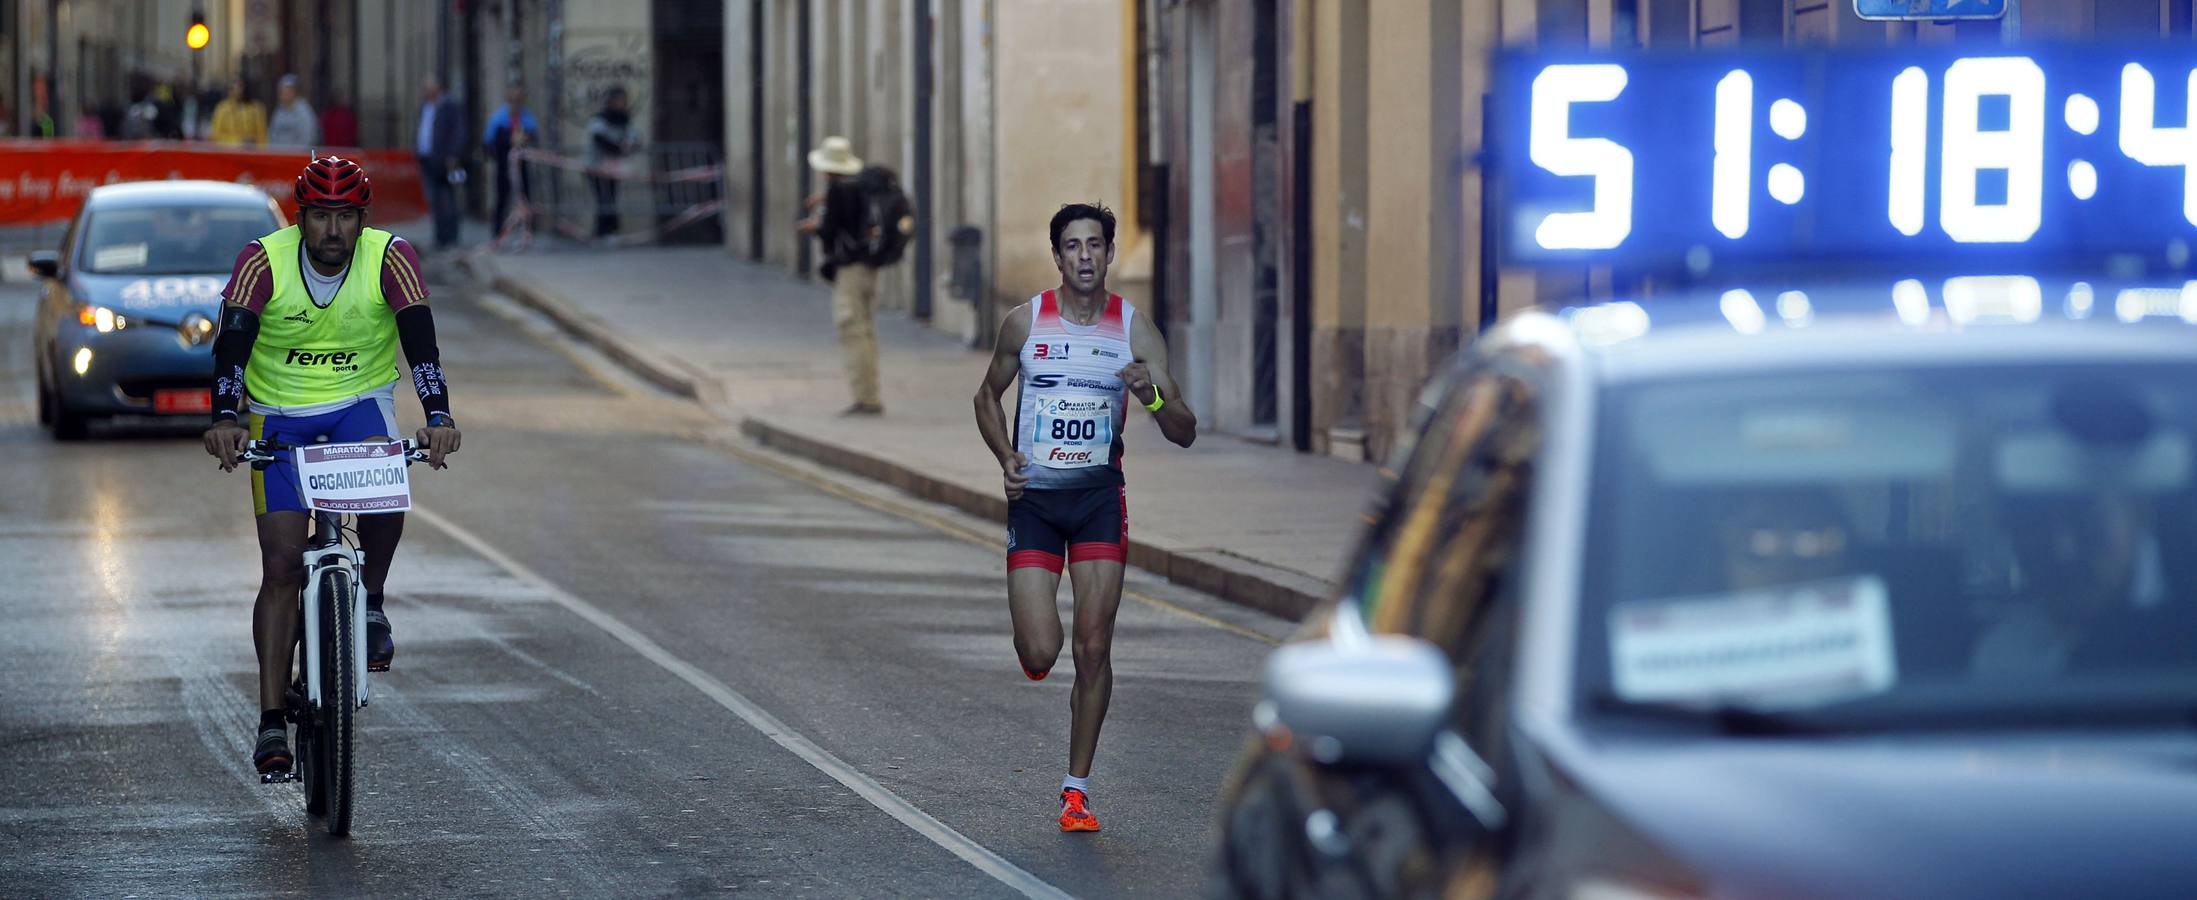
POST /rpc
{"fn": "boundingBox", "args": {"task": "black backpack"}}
[855,165,915,266]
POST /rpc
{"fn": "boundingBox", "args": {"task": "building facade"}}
[722,0,1145,346]
[1184,0,2196,464]
[718,1,2195,466]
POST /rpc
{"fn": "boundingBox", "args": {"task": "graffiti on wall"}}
[560,31,651,137]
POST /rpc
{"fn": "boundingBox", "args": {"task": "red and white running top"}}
[1014,290,1135,490]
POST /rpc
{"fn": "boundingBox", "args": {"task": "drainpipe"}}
[912,0,934,321]
[1143,0,1170,331]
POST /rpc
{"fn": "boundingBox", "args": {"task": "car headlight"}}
[179,311,216,345]
[76,304,127,333]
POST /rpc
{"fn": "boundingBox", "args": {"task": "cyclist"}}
[973,203,1198,832]
[201,156,461,774]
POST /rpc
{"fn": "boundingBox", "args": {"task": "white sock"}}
[1062,775,1090,795]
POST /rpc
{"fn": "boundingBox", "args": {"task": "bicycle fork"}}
[300,510,371,712]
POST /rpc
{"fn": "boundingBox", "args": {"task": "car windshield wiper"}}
[1584,692,1850,735]
[1591,684,2197,734]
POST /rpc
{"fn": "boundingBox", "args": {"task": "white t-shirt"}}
[301,246,348,307]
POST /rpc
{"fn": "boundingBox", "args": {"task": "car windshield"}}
[77,204,278,275]
[1579,363,2197,729]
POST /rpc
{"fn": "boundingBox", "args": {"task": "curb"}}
[740,419,1325,621]
[473,255,1325,622]
[457,255,717,404]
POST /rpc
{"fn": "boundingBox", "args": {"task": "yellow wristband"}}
[1144,387,1165,413]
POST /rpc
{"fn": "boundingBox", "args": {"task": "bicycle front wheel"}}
[319,568,360,836]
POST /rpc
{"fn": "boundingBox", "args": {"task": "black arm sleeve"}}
[395,305,453,420]
[210,306,258,424]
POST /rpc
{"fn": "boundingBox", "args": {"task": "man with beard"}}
[202,156,462,775]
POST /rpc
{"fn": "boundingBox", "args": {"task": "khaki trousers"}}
[830,263,882,407]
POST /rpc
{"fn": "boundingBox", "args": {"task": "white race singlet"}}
[1014,290,1135,490]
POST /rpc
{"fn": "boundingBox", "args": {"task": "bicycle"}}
[238,437,431,837]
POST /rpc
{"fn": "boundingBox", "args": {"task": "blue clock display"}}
[1494,46,2197,268]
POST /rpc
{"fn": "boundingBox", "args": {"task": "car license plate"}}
[154,389,213,414]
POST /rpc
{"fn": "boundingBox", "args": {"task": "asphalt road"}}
[0,262,1295,898]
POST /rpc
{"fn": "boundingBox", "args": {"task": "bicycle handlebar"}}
[236,439,435,469]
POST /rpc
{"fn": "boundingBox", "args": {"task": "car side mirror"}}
[1261,635,1453,767]
[26,250,59,279]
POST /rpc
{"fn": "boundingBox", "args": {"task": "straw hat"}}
[807,136,863,175]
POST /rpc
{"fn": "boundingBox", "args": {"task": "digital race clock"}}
[1494,45,2197,269]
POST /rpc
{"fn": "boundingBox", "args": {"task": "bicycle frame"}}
[300,509,371,711]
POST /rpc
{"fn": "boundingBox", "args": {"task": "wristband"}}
[427,412,457,428]
[1144,387,1165,413]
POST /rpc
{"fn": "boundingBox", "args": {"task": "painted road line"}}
[410,505,1074,900]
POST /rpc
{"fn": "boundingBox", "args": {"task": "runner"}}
[972,203,1198,832]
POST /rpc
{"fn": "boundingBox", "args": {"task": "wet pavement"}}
[0,265,1293,898]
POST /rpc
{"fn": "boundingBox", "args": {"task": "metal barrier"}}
[499,141,725,250]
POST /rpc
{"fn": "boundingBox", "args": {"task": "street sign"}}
[1854,0,2007,20]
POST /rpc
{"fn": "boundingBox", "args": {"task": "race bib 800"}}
[1031,397,1115,469]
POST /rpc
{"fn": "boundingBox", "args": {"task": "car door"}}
[34,212,84,371]
[1351,358,1543,897]
[1234,359,1540,898]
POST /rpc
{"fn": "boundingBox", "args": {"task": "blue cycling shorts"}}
[248,396,401,516]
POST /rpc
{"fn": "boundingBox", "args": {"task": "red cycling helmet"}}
[294,155,372,209]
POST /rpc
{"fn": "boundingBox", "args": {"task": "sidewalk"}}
[459,246,1379,619]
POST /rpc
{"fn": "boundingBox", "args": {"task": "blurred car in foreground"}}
[29,180,284,439]
[1219,277,2197,900]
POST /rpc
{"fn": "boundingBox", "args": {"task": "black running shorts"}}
[1006,485,1127,573]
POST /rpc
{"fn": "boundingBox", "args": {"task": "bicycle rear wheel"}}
[320,568,360,836]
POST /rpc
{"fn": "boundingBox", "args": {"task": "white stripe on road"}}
[410,505,1073,900]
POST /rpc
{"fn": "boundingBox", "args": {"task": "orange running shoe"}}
[1059,788,1101,832]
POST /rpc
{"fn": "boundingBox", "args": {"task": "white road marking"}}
[409,505,1073,900]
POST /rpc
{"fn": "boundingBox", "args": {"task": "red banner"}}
[0,140,428,225]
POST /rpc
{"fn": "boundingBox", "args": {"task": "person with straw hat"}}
[798,135,885,416]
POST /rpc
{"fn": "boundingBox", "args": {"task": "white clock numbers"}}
[2118,64,2197,228]
[1711,70,1754,239]
[1888,67,1930,237]
[1888,58,2047,243]
[1940,57,2046,244]
[1529,64,1634,250]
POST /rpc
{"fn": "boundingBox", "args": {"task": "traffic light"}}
[186,9,210,50]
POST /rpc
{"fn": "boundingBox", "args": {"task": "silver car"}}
[1220,276,2197,899]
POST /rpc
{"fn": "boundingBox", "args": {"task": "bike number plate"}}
[294,441,412,513]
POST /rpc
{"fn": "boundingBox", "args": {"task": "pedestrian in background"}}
[320,93,359,148]
[77,107,108,140]
[209,77,267,146]
[484,82,540,238]
[194,83,223,139]
[416,75,470,250]
[267,74,319,148]
[152,83,183,139]
[121,73,160,140]
[586,85,638,239]
[28,76,56,138]
[797,135,885,416]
